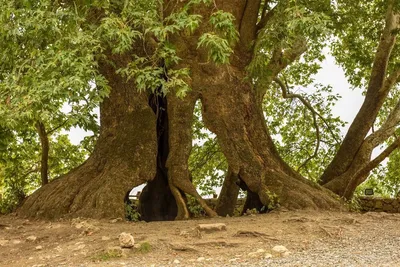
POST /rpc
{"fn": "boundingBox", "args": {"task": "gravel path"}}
[1,211,400,267]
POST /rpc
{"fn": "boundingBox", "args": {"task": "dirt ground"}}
[1,209,400,267]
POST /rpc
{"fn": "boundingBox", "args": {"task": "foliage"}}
[137,242,152,253]
[186,195,206,217]
[125,201,141,222]
[92,250,122,262]
[356,148,400,198]
[0,129,88,213]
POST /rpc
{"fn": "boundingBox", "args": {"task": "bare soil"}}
[1,209,400,267]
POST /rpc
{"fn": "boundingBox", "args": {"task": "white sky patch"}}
[314,54,365,133]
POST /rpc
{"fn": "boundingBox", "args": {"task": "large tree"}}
[1,0,399,219]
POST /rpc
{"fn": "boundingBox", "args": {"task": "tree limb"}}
[320,1,400,184]
[256,2,276,32]
[363,68,400,148]
[257,37,307,100]
[343,136,400,198]
[239,0,262,49]
[273,77,320,171]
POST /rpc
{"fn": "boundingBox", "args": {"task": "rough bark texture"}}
[166,93,217,219]
[215,167,240,216]
[164,0,342,213]
[35,121,49,186]
[18,56,158,219]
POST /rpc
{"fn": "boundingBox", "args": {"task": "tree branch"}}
[273,78,320,171]
[239,0,262,49]
[320,1,400,184]
[363,68,400,147]
[47,119,70,135]
[257,37,307,100]
[343,136,400,198]
[256,3,276,32]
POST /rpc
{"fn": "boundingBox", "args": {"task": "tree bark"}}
[163,0,342,213]
[18,55,158,219]
[320,2,399,186]
[35,121,49,186]
[215,167,240,216]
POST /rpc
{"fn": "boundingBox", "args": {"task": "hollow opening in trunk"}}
[132,93,178,222]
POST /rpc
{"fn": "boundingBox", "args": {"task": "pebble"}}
[173,259,180,264]
[119,232,135,248]
[196,223,227,233]
[26,235,37,242]
[101,236,111,241]
[272,245,288,253]
[248,248,267,258]
[0,239,9,246]
[110,218,123,223]
[35,245,43,250]
[197,257,205,262]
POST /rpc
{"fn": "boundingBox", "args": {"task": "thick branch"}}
[239,0,262,49]
[343,136,400,198]
[256,3,276,32]
[320,2,400,184]
[257,37,307,100]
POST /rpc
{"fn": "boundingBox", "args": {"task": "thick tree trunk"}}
[215,167,240,216]
[18,57,158,219]
[35,121,49,186]
[197,66,341,210]
[166,93,217,219]
[162,0,343,214]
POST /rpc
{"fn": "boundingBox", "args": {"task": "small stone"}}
[73,244,86,251]
[248,252,261,258]
[173,259,180,264]
[272,245,288,254]
[119,232,135,248]
[0,239,9,246]
[110,218,123,223]
[248,248,266,258]
[196,223,227,233]
[35,245,43,250]
[26,235,37,242]
[197,257,205,262]
[101,236,111,241]
[73,221,99,232]
[264,253,273,259]
[282,251,291,257]
[29,257,34,260]
[179,230,190,237]
[12,240,22,245]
